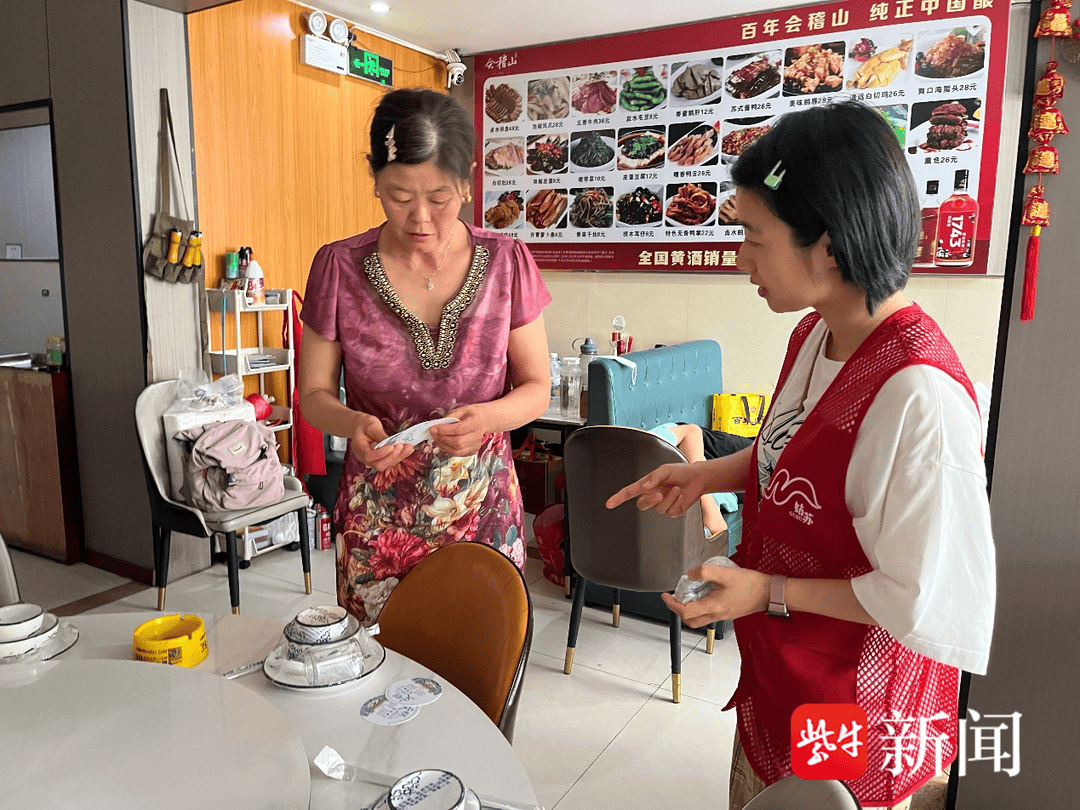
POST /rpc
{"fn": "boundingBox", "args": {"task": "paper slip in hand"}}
[375,417,459,449]
[360,694,421,726]
[385,677,443,707]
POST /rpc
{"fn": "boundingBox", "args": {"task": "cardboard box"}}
[513,450,563,516]
[162,399,256,501]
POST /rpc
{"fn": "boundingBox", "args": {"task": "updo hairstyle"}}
[368,88,475,180]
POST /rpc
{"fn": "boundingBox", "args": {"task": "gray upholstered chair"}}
[561,425,728,703]
[0,533,20,607]
[743,775,862,809]
[135,380,312,614]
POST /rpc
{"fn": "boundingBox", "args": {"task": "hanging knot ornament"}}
[1035,0,1073,38]
[1028,106,1070,142]
[1022,184,1051,227]
[1035,60,1066,106]
[1020,183,1052,323]
[1023,143,1061,174]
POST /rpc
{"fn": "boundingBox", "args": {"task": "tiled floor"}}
[8,538,739,810]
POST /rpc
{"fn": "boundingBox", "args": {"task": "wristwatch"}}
[766,575,791,619]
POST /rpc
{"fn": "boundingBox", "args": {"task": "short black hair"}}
[368,88,475,179]
[731,100,919,313]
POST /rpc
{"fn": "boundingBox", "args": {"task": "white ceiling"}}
[313,0,813,58]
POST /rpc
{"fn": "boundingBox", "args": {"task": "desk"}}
[53,612,538,810]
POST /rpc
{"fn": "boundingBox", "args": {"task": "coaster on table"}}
[361,694,421,726]
[385,677,443,707]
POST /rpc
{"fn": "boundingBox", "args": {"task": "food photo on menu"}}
[720,116,773,163]
[527,76,570,120]
[571,71,618,114]
[569,187,615,229]
[483,190,524,230]
[669,59,725,105]
[724,50,781,99]
[665,182,718,228]
[570,129,616,172]
[666,121,719,168]
[526,132,569,174]
[525,188,568,229]
[615,186,663,227]
[909,97,982,153]
[483,137,525,174]
[616,127,665,170]
[484,80,523,124]
[847,34,913,89]
[913,25,986,79]
[782,41,845,95]
[619,64,668,111]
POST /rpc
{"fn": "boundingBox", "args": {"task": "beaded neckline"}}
[363,245,490,370]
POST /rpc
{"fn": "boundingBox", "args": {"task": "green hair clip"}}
[764,160,786,190]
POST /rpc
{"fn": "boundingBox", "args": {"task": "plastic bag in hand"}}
[673,555,740,604]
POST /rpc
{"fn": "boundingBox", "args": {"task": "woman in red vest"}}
[607,101,995,809]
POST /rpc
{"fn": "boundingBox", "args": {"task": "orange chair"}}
[375,542,533,742]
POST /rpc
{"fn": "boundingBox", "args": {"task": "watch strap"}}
[766,574,791,619]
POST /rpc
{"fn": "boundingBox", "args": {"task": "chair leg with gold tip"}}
[612,588,621,627]
[224,530,241,615]
[706,622,716,655]
[564,574,588,674]
[296,506,312,594]
[152,524,170,611]
[669,609,682,703]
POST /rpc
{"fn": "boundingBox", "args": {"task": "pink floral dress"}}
[302,223,551,624]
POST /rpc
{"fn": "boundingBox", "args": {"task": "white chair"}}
[135,380,312,614]
[743,775,862,809]
[0,533,20,606]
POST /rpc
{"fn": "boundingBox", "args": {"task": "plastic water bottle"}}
[576,337,599,420]
[560,357,582,416]
[549,353,562,411]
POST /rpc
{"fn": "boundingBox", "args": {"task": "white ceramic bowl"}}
[0,603,45,642]
[0,612,59,660]
[283,605,350,645]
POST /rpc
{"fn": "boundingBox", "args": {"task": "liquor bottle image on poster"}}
[935,169,978,267]
[915,179,940,267]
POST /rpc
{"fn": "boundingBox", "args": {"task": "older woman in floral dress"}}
[299,89,551,624]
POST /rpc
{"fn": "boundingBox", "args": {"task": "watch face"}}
[328,18,350,44]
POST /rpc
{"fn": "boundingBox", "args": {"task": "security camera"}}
[445,50,466,88]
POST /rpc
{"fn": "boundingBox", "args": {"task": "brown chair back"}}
[564,425,727,592]
[375,542,533,741]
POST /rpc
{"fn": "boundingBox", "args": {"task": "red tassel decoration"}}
[1022,225,1041,322]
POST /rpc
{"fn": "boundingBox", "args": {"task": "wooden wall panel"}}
[187,0,444,441]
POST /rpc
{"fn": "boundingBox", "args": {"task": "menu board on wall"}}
[472,0,1010,275]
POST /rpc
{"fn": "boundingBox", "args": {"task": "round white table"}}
[9,612,538,810]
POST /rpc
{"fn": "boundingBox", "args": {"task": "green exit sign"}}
[348,47,393,86]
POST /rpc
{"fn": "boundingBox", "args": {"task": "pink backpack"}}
[174,419,284,512]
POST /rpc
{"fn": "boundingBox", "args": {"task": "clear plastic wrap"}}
[673,555,740,604]
[176,369,244,410]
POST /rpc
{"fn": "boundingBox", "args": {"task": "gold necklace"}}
[424,230,456,291]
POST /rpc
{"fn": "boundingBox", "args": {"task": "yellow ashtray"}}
[132,614,208,667]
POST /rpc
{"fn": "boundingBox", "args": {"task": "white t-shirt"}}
[757,319,995,675]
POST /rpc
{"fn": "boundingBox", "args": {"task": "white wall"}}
[0,260,63,355]
[0,124,58,259]
[544,272,1003,392]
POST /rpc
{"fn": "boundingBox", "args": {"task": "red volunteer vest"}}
[729,304,977,806]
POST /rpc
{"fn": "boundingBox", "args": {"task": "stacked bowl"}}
[263,605,384,689]
[0,603,75,662]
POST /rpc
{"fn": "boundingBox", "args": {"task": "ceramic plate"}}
[263,641,384,689]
